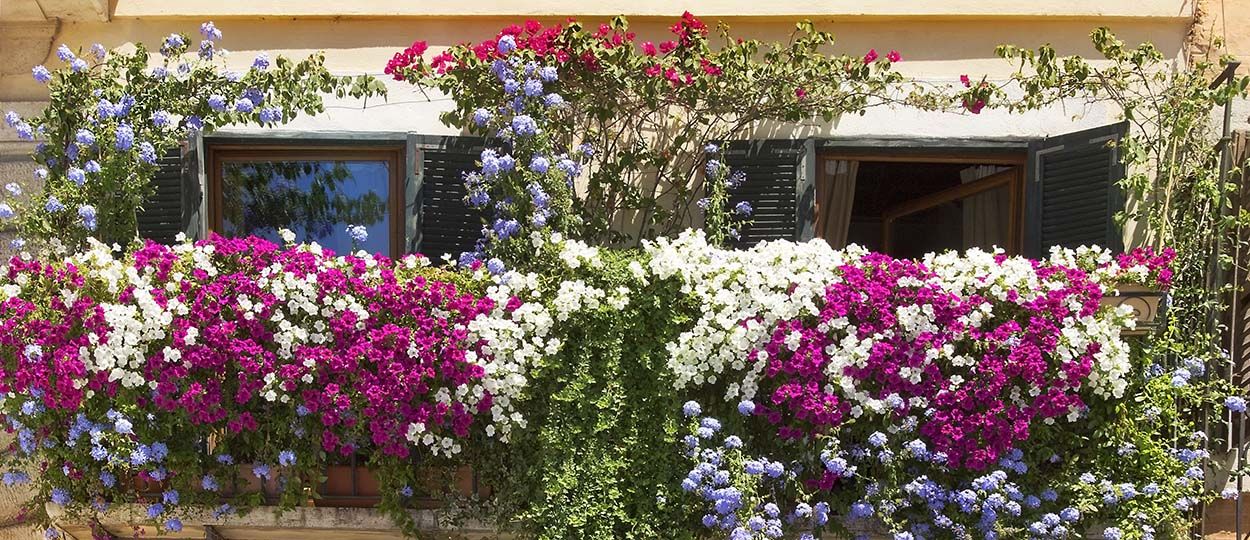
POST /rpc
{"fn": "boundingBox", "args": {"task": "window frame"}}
[815,150,1027,256]
[206,144,407,257]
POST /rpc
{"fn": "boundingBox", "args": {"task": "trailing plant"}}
[1,22,386,250]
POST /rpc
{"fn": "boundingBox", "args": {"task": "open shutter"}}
[137,146,198,244]
[416,137,487,260]
[1024,122,1128,258]
[722,139,815,248]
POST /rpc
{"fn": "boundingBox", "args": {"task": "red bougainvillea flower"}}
[795,87,808,100]
[864,48,879,64]
[887,50,901,62]
[960,74,972,87]
[642,41,658,56]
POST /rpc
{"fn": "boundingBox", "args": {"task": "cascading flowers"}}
[0,232,553,531]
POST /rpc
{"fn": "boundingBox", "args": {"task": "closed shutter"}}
[136,147,192,245]
[722,139,814,248]
[1024,122,1128,258]
[417,137,487,260]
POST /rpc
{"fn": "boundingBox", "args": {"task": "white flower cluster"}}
[645,231,1137,410]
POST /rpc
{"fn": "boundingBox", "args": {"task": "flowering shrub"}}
[389,14,949,242]
[2,23,385,249]
[649,233,1221,539]
[0,233,554,532]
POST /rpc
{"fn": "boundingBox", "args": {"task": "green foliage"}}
[12,34,385,249]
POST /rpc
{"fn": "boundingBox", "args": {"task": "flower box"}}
[1102,284,1166,336]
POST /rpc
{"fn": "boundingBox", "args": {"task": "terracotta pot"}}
[317,464,382,508]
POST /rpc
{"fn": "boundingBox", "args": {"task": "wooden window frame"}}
[207,144,406,257]
[817,151,1027,255]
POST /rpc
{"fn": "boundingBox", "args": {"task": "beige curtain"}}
[816,160,859,248]
[960,165,1012,251]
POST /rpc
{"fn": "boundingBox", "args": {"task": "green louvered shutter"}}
[137,146,197,244]
[1024,122,1128,258]
[416,137,487,260]
[722,139,814,248]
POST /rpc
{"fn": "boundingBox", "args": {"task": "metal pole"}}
[1206,60,1241,540]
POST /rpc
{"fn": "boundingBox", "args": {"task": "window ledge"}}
[48,503,505,540]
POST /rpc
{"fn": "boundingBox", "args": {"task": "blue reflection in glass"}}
[220,160,389,255]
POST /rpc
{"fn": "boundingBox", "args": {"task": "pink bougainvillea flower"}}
[863,48,879,64]
[886,50,901,62]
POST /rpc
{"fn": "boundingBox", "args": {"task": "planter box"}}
[317,464,484,509]
[1102,284,1165,336]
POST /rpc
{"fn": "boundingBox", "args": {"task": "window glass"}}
[219,159,391,255]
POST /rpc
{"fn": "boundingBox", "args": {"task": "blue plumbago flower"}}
[1222,486,1240,499]
[252,463,271,479]
[14,121,33,140]
[733,201,753,216]
[89,444,108,461]
[201,475,219,492]
[400,485,414,497]
[511,115,538,136]
[114,124,134,151]
[539,66,558,82]
[34,168,48,180]
[65,142,80,162]
[258,107,283,123]
[163,33,186,53]
[472,108,492,126]
[91,43,107,60]
[70,58,88,73]
[3,182,18,196]
[486,258,506,275]
[96,98,116,120]
[2,471,30,486]
[162,489,179,505]
[234,98,255,113]
[682,401,702,417]
[138,142,157,165]
[704,143,720,154]
[705,159,723,178]
[529,156,550,174]
[32,65,52,84]
[185,115,204,131]
[50,488,70,506]
[347,224,368,244]
[523,78,544,97]
[78,205,97,231]
[727,170,747,189]
[1103,527,1123,540]
[212,504,234,519]
[723,436,743,449]
[498,154,516,172]
[56,44,75,62]
[9,238,24,250]
[207,95,227,111]
[165,518,183,533]
[3,111,20,128]
[150,66,168,79]
[492,218,520,240]
[84,160,101,174]
[1227,396,1247,413]
[278,450,297,466]
[151,110,171,127]
[146,503,164,519]
[467,190,490,208]
[543,93,565,107]
[252,52,270,70]
[497,35,517,54]
[503,79,521,94]
[200,21,222,40]
[150,442,169,461]
[114,95,135,117]
[867,431,888,448]
[75,128,96,147]
[849,501,874,519]
[531,210,549,228]
[0,204,15,220]
[527,183,550,207]
[737,400,755,415]
[764,460,785,478]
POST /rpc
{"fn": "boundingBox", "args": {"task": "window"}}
[813,152,1025,258]
[207,145,404,256]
